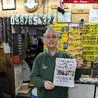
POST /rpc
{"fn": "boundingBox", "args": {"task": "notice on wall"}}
[57,11,71,22]
[53,58,77,87]
[82,23,98,61]
[89,9,98,23]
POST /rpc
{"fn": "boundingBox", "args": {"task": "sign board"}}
[10,14,54,25]
[53,58,77,87]
[89,9,98,23]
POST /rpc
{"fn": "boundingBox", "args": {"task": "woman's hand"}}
[44,81,55,90]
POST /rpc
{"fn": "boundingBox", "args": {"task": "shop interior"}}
[0,0,98,98]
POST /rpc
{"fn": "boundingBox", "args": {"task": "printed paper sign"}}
[89,9,98,22]
[53,58,77,87]
[58,11,71,22]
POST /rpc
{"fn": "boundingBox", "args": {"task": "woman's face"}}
[44,30,58,49]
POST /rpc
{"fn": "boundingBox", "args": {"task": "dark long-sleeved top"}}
[30,51,73,98]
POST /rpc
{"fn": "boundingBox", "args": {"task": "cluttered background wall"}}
[0,0,98,16]
[0,0,98,98]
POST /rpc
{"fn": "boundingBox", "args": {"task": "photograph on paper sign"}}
[53,58,77,87]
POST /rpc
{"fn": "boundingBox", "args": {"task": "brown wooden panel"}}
[5,54,15,98]
[72,9,89,14]
[93,4,98,9]
[72,13,89,22]
[0,47,15,98]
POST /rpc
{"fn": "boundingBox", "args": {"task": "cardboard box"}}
[18,83,31,94]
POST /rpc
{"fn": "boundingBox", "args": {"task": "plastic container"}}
[31,87,39,98]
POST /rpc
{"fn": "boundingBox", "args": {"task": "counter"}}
[69,78,98,98]
[69,83,95,98]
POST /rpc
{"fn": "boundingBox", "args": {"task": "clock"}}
[24,0,38,12]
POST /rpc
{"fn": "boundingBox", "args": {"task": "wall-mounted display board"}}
[82,23,98,61]
[67,23,83,56]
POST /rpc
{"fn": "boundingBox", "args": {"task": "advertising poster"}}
[53,58,77,87]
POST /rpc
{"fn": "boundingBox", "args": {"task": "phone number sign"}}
[11,14,54,25]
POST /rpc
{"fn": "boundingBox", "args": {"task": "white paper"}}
[3,43,10,53]
[89,9,98,22]
[58,11,71,22]
[53,58,77,87]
